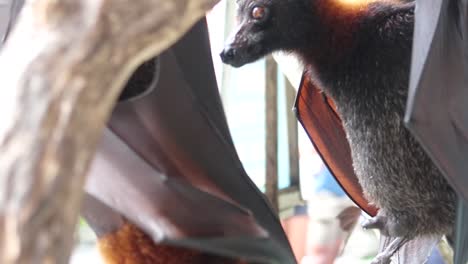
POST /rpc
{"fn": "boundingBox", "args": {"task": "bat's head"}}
[220,0,311,67]
[220,0,391,68]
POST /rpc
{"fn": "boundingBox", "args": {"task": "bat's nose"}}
[220,46,237,63]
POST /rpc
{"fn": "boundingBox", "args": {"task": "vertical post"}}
[285,79,300,187]
[265,55,279,213]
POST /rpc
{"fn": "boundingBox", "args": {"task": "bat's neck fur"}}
[294,1,412,87]
[289,0,456,237]
[295,0,371,63]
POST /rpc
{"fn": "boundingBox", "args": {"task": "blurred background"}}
[71,1,380,263]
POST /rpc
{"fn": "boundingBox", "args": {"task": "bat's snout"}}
[221,23,266,68]
[220,45,245,68]
[220,46,236,63]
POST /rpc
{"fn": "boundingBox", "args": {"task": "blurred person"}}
[299,130,379,264]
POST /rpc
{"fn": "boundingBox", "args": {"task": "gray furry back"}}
[312,3,456,237]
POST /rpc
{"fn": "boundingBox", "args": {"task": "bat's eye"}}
[251,6,267,20]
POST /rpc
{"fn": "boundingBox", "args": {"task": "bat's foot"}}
[370,253,392,264]
[362,212,406,237]
[370,237,408,264]
[362,214,386,231]
[363,212,411,263]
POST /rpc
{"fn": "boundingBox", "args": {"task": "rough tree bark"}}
[0,0,218,263]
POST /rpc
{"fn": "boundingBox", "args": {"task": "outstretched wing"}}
[83,18,296,264]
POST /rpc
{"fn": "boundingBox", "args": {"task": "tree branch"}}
[0,0,218,262]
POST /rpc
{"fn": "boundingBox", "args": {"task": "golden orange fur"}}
[333,0,399,10]
[315,0,401,22]
[97,222,247,264]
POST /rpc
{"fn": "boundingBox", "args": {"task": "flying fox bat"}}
[221,0,459,263]
[83,19,297,264]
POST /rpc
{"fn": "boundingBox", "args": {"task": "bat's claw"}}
[370,237,408,264]
[362,215,386,231]
[370,252,392,264]
[363,213,411,263]
[362,212,406,237]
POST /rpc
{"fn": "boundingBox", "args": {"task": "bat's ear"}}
[118,56,160,101]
